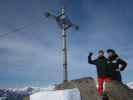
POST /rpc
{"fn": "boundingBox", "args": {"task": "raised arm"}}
[88,52,96,65]
[118,58,127,71]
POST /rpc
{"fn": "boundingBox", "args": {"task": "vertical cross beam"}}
[62,25,68,82]
[61,8,68,82]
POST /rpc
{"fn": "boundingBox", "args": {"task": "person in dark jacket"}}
[88,49,111,96]
[107,49,127,82]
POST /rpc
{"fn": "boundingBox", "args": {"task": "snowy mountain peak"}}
[0,85,56,100]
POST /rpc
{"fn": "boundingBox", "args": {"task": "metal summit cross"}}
[45,8,79,83]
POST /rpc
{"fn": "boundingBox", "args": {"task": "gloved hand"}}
[89,52,93,57]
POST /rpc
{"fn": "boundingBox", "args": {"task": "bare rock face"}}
[56,77,101,100]
[107,81,133,100]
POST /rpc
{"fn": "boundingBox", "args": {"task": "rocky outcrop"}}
[107,81,133,100]
[56,77,133,100]
[56,77,101,100]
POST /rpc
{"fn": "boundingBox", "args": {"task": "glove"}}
[89,52,93,57]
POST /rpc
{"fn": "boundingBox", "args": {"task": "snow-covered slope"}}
[30,88,81,100]
[0,85,81,100]
[127,82,133,89]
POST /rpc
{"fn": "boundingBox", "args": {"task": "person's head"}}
[107,49,116,58]
[98,49,104,57]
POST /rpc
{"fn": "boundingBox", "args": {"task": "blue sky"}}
[0,0,133,88]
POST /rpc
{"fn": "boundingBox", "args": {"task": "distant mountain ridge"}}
[0,85,55,100]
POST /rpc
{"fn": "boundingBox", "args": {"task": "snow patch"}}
[30,88,81,100]
[127,82,133,89]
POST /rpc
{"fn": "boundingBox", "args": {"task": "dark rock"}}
[107,81,133,100]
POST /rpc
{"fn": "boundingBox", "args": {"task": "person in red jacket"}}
[88,49,111,96]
